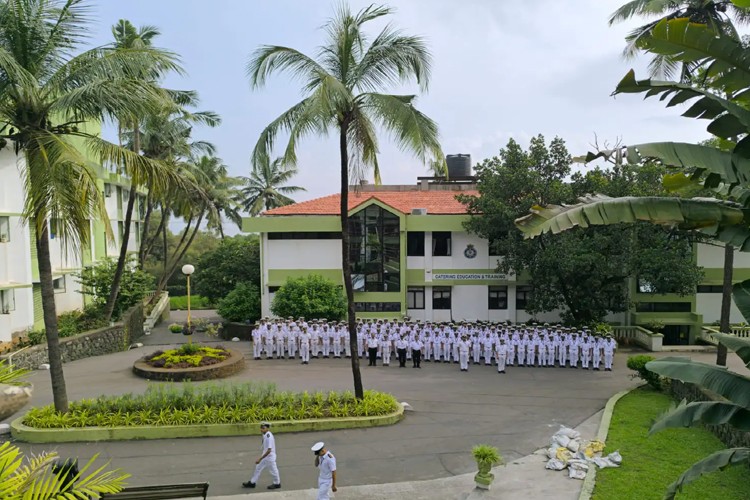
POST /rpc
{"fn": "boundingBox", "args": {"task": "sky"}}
[86,0,718,231]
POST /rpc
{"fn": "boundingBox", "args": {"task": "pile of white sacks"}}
[545,426,622,480]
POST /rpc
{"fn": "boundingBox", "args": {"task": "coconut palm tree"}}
[194,154,244,238]
[239,156,305,216]
[0,0,180,412]
[248,3,444,398]
[609,0,750,79]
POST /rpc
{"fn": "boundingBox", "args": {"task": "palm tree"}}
[0,0,179,412]
[609,0,750,79]
[239,156,305,216]
[248,3,444,398]
[194,154,244,238]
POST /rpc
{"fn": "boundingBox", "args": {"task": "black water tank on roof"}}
[446,154,471,177]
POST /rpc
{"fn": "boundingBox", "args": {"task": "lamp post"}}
[182,264,195,344]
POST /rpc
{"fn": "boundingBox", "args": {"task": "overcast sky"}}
[88,0,717,222]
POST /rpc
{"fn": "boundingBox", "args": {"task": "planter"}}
[0,383,32,421]
[132,348,245,382]
[474,460,495,490]
[182,325,195,336]
[220,322,253,341]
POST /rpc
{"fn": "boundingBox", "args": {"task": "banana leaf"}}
[645,357,750,408]
[713,319,750,364]
[664,448,750,500]
[650,400,750,434]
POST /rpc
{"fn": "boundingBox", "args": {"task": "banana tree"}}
[515,18,750,321]
[644,333,750,499]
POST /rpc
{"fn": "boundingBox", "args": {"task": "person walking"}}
[243,422,281,490]
[311,442,337,500]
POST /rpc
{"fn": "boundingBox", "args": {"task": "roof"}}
[263,190,477,216]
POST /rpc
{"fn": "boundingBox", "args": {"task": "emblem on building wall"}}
[463,244,477,259]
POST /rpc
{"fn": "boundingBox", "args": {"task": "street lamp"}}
[182,264,195,343]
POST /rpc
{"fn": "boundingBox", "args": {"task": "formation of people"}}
[251,318,618,372]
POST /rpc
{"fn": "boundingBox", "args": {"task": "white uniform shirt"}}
[318,451,336,481]
[261,431,276,460]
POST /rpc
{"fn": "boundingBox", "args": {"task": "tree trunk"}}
[138,194,155,268]
[152,214,204,299]
[717,243,733,366]
[35,219,69,413]
[339,122,364,400]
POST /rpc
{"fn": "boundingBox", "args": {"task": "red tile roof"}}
[264,190,477,216]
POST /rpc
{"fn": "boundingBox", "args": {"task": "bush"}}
[193,235,261,303]
[626,355,662,390]
[271,274,346,321]
[217,282,261,323]
[168,323,183,333]
[472,444,502,465]
[145,345,230,368]
[76,258,154,320]
[169,295,213,310]
[22,382,400,428]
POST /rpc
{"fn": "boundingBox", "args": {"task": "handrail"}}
[611,325,663,352]
[6,345,30,370]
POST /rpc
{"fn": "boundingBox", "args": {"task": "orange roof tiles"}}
[264,190,477,216]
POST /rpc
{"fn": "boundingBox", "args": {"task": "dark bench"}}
[100,482,209,500]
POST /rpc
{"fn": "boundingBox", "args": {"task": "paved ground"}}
[7,311,747,498]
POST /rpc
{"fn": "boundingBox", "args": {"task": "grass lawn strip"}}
[592,387,750,500]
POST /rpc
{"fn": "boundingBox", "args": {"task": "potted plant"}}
[168,323,183,334]
[472,444,503,490]
[182,323,194,336]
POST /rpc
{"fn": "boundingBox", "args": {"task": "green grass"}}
[593,387,750,500]
[169,295,213,310]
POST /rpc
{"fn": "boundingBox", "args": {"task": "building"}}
[0,125,144,343]
[242,175,750,346]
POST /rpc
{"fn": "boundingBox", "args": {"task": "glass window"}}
[267,232,341,240]
[407,287,425,309]
[516,285,532,310]
[0,289,15,314]
[53,277,66,293]
[268,286,281,294]
[433,286,451,310]
[697,285,723,293]
[354,302,401,312]
[432,232,451,256]
[348,206,400,292]
[635,302,692,313]
[0,216,9,243]
[488,286,508,310]
[407,232,425,256]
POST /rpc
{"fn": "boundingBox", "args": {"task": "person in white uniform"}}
[243,422,281,490]
[495,337,508,373]
[312,441,337,500]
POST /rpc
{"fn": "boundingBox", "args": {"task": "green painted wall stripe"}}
[32,284,43,330]
[267,269,343,285]
[243,216,342,233]
[404,214,466,231]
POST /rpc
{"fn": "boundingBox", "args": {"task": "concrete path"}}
[8,312,747,499]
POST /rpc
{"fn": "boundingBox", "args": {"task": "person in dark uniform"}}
[410,336,423,368]
[366,332,379,366]
[396,335,408,367]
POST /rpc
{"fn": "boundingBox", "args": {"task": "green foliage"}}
[169,295,213,310]
[592,387,750,500]
[626,355,662,390]
[19,304,109,347]
[460,137,703,325]
[217,282,261,323]
[147,345,229,368]
[22,382,399,428]
[471,444,502,465]
[0,359,29,385]
[271,274,347,321]
[168,323,183,333]
[77,258,154,321]
[192,235,261,303]
[0,441,129,499]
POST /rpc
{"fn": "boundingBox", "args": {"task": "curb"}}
[10,405,404,443]
[577,386,639,500]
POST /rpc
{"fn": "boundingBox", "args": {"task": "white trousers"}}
[251,456,280,485]
[300,344,310,362]
[381,344,391,364]
[333,339,341,357]
[459,351,469,370]
[253,340,262,358]
[604,352,614,369]
[496,353,506,372]
[323,339,330,356]
[317,479,332,500]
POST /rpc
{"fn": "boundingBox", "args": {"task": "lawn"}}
[169,295,213,310]
[593,387,750,500]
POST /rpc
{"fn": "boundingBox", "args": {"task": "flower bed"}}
[144,344,230,368]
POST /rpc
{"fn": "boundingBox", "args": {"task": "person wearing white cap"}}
[243,422,281,490]
[311,441,337,500]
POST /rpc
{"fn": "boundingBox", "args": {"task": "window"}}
[0,216,9,243]
[697,285,723,293]
[432,232,451,256]
[349,205,400,292]
[407,232,425,256]
[488,286,508,310]
[635,302,692,313]
[0,289,15,314]
[407,286,425,309]
[354,302,401,312]
[267,232,342,240]
[104,183,112,198]
[53,277,66,293]
[432,286,452,310]
[268,286,281,294]
[118,221,124,243]
[516,285,532,310]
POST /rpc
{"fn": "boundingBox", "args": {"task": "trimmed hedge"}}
[22,382,399,429]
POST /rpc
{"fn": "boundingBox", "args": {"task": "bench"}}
[101,482,209,500]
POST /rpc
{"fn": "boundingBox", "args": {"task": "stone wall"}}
[669,379,750,449]
[2,303,144,371]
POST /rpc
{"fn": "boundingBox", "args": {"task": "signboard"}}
[433,273,505,281]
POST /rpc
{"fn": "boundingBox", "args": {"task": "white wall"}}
[451,285,488,321]
[0,287,33,341]
[266,239,342,270]
[53,274,83,314]
[697,243,750,268]
[697,293,745,324]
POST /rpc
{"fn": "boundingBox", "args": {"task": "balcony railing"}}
[611,325,663,351]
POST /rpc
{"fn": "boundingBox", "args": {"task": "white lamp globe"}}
[181,264,195,276]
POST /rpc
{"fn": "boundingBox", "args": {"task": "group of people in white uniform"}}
[251,318,619,372]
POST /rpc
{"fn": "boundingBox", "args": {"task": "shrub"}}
[271,274,346,321]
[22,382,400,428]
[626,355,661,390]
[145,345,230,368]
[76,258,154,320]
[57,311,81,337]
[193,235,260,303]
[168,323,183,333]
[217,282,261,323]
[472,444,502,465]
[169,295,213,310]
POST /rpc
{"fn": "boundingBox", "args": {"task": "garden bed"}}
[133,346,244,381]
[592,387,750,500]
[12,382,402,443]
